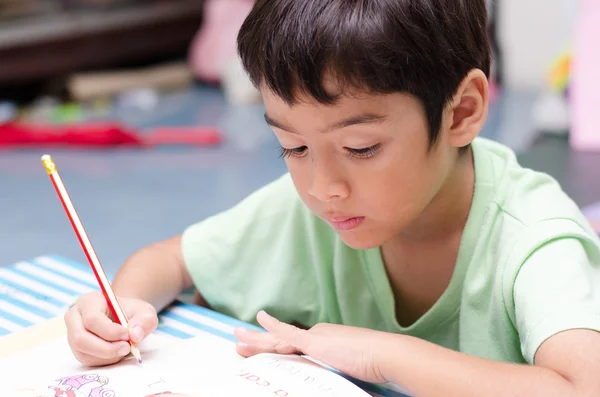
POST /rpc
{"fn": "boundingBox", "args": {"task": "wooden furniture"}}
[0,0,203,86]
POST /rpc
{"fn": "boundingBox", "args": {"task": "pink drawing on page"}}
[49,374,115,397]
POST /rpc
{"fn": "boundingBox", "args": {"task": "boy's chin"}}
[337,231,383,251]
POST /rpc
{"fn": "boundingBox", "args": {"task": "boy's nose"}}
[308,161,350,202]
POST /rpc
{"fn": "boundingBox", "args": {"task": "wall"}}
[498,0,578,90]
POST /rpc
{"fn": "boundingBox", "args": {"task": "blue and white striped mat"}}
[0,255,409,397]
[0,255,258,341]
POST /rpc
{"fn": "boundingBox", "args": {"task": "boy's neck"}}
[380,147,476,327]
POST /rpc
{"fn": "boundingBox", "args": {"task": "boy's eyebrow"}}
[264,113,387,133]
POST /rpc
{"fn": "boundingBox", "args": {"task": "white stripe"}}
[0,317,23,332]
[153,329,177,339]
[34,256,98,286]
[168,306,235,334]
[0,269,75,305]
[0,283,63,315]
[159,317,204,336]
[0,301,45,324]
[15,262,92,295]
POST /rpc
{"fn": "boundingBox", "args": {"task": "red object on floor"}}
[0,122,223,148]
[146,126,223,146]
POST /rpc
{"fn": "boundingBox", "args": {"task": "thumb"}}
[124,302,158,343]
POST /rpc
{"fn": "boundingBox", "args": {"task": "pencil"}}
[41,154,142,364]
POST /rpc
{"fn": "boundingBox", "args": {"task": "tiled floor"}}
[1,85,598,274]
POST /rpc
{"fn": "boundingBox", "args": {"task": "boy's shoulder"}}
[461,140,599,366]
[469,138,599,281]
[473,138,594,236]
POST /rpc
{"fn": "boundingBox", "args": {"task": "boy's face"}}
[261,82,459,250]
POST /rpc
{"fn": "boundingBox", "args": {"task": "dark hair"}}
[237,0,491,148]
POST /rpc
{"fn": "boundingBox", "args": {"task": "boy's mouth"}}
[323,216,365,231]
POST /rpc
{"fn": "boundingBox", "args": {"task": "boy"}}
[65,0,600,396]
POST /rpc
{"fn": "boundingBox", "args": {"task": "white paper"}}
[0,333,370,397]
[222,354,371,397]
[0,332,239,397]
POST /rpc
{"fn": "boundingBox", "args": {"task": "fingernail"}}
[118,344,130,356]
[235,327,247,336]
[237,342,251,352]
[131,325,144,342]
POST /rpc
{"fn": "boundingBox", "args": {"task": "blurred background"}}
[0,0,598,276]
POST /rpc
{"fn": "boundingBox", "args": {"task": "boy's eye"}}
[345,144,381,159]
[278,144,381,159]
[279,145,308,158]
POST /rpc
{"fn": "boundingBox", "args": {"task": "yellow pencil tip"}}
[41,154,57,175]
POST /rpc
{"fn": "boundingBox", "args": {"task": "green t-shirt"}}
[181,137,600,364]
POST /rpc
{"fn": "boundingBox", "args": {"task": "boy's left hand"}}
[234,311,392,384]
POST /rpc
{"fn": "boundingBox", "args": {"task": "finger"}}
[236,342,273,357]
[234,327,297,355]
[82,311,129,342]
[70,330,131,360]
[73,350,123,368]
[234,327,275,350]
[71,292,126,340]
[64,305,85,338]
[78,291,112,316]
[256,311,311,352]
[234,327,269,344]
[236,341,297,357]
[125,303,159,343]
[67,307,130,360]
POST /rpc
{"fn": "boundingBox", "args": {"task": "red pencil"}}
[41,154,142,364]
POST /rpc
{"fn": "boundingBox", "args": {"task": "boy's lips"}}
[323,215,365,231]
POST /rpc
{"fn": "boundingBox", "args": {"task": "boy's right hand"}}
[64,291,159,367]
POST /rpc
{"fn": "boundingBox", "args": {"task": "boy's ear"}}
[444,69,488,148]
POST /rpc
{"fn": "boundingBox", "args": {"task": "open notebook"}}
[0,331,408,397]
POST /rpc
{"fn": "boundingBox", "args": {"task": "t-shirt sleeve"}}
[514,237,600,364]
[180,173,335,328]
